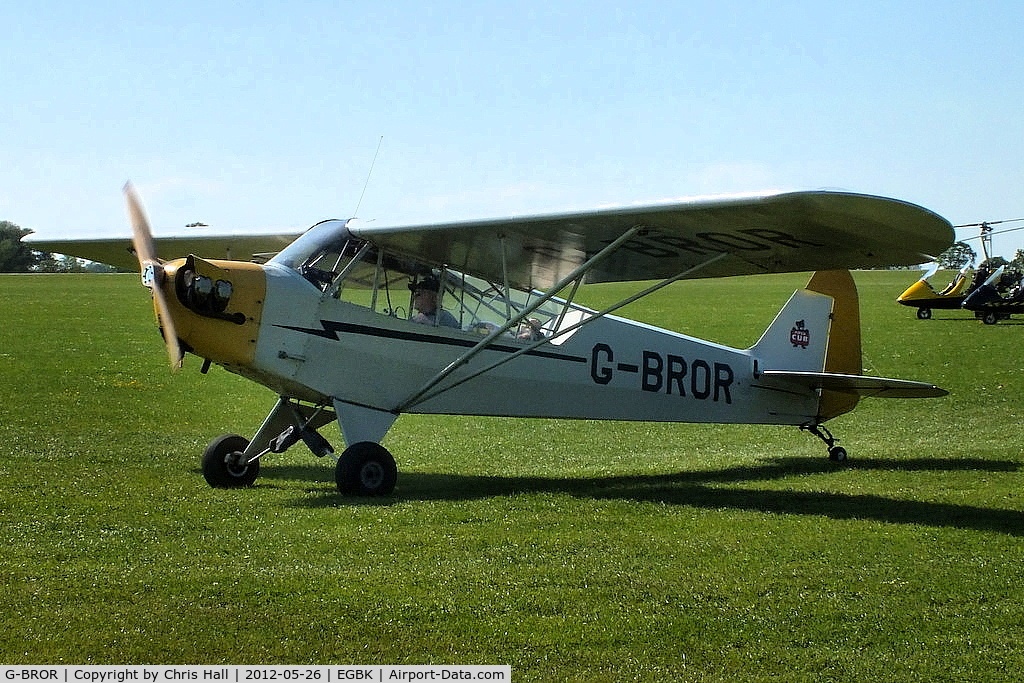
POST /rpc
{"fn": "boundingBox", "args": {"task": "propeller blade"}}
[123,182,183,370]
[124,182,158,267]
[152,280,183,370]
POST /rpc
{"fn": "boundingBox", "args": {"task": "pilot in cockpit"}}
[409,276,460,328]
[516,318,545,341]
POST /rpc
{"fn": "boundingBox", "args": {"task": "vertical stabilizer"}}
[750,270,863,422]
[750,285,834,374]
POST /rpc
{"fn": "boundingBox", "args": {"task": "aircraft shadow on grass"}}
[254,456,1024,537]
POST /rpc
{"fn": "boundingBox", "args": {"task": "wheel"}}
[982,311,999,325]
[917,307,932,320]
[828,446,848,462]
[336,442,397,496]
[202,433,259,488]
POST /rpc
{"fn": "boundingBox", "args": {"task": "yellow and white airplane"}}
[27,186,953,495]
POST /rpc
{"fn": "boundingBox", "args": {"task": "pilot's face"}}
[413,288,437,312]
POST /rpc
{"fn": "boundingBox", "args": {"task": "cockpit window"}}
[336,250,586,344]
[272,220,589,343]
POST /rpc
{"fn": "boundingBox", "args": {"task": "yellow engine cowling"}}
[158,255,267,367]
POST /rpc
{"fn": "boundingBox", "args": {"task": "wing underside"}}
[351,191,953,290]
[25,232,303,271]
[23,191,952,287]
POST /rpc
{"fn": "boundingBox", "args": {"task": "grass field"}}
[2,271,1023,681]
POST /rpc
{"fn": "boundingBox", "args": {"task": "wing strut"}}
[394,235,730,412]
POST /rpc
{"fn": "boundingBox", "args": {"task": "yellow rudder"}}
[805,270,862,421]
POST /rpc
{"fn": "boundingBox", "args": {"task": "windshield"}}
[269,220,352,273]
[268,220,365,290]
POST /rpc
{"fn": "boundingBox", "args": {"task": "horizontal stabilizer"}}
[760,370,948,398]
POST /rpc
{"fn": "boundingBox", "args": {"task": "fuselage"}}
[158,254,824,428]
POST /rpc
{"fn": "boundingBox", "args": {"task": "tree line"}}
[936,240,1024,272]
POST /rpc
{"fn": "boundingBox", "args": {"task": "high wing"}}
[25,231,304,271]
[23,191,952,287]
[350,191,953,290]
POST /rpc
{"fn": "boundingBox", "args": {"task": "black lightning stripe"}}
[276,320,588,363]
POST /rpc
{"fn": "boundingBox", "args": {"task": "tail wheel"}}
[202,433,260,488]
[336,442,397,496]
[828,446,848,462]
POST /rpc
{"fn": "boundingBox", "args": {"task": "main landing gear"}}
[201,431,398,496]
[801,423,848,462]
[335,442,397,496]
[200,398,399,496]
[202,433,260,487]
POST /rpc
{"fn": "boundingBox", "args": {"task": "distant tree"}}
[53,255,87,273]
[33,252,62,272]
[32,253,118,273]
[1011,249,1024,271]
[83,260,118,273]
[937,241,976,270]
[980,255,1009,271]
[0,221,42,272]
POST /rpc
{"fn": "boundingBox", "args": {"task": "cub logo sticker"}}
[790,320,810,348]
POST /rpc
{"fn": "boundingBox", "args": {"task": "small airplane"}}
[26,186,953,495]
[896,264,978,319]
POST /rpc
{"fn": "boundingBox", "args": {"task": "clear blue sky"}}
[3,0,1023,260]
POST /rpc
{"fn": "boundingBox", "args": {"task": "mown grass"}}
[2,271,1023,681]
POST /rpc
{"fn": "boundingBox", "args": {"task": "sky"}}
[3,0,1023,261]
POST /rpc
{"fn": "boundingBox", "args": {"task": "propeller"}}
[123,182,183,370]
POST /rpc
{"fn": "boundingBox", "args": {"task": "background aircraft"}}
[898,218,1024,322]
[960,266,1024,324]
[26,187,953,495]
[896,265,977,319]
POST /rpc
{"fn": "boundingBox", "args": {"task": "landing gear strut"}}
[200,398,400,496]
[801,423,848,462]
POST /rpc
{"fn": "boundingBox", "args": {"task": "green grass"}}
[2,271,1023,681]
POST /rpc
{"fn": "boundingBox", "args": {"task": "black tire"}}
[828,446,848,462]
[202,433,259,488]
[917,307,932,320]
[983,312,999,325]
[336,442,397,496]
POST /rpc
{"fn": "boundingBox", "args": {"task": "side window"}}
[330,246,417,319]
[327,250,586,344]
[444,275,568,342]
